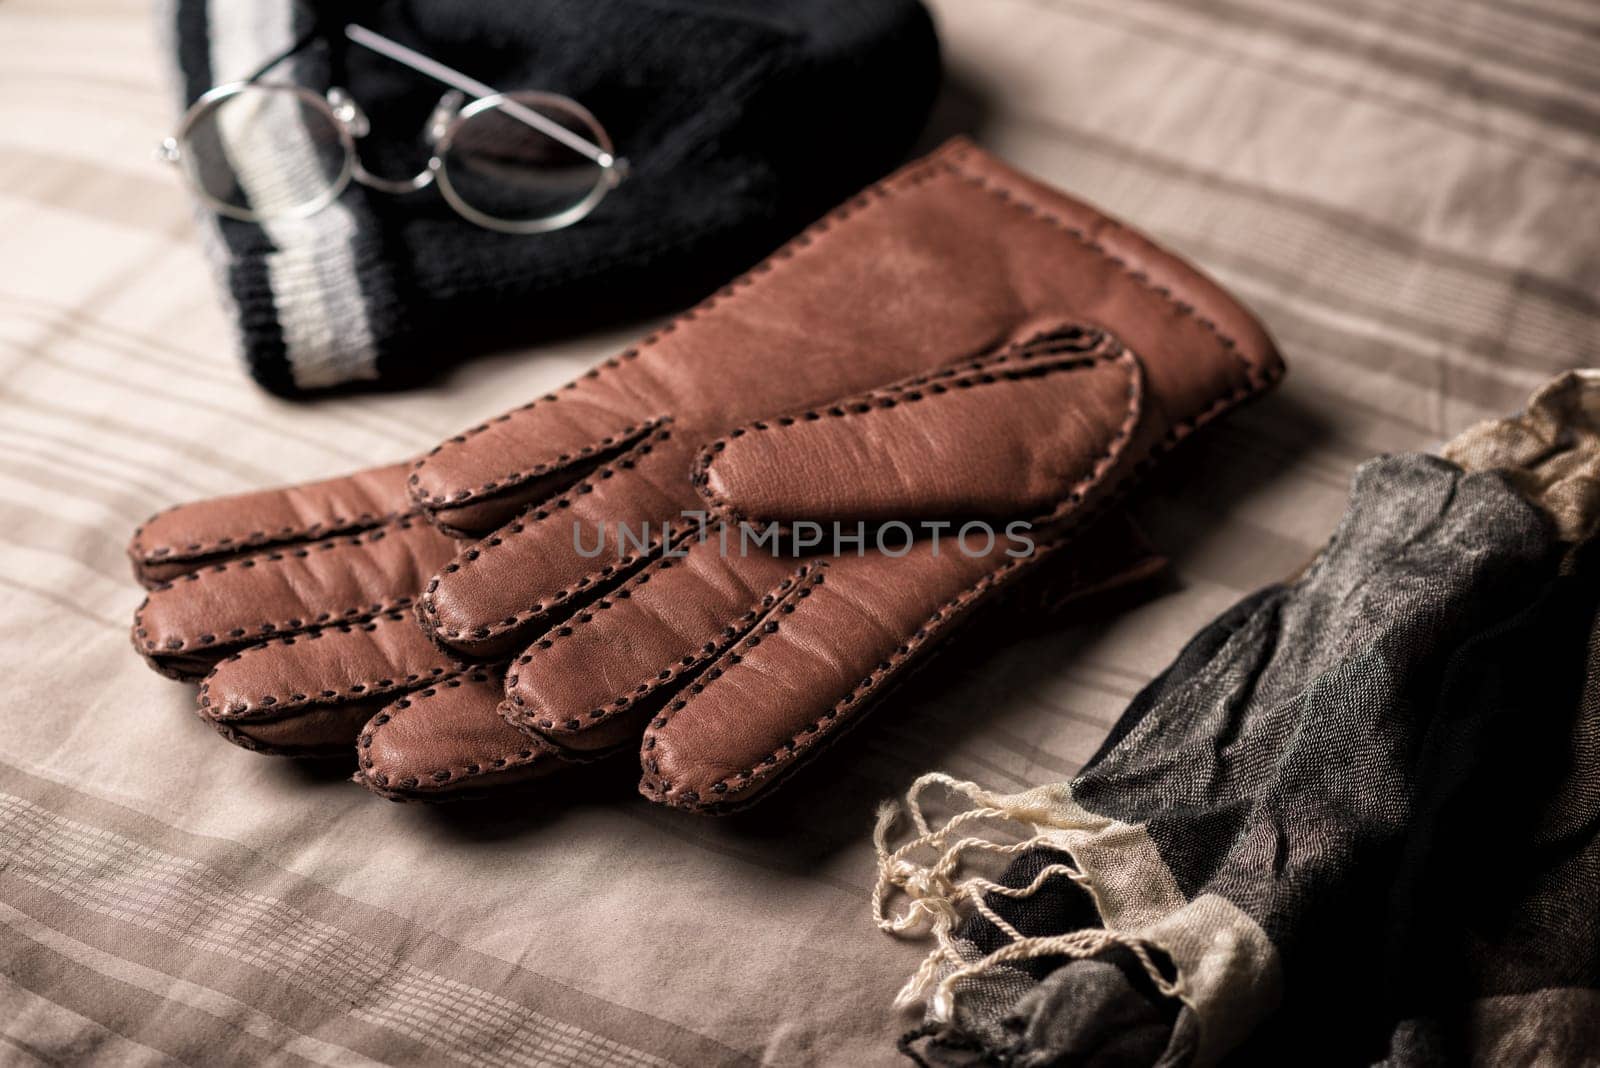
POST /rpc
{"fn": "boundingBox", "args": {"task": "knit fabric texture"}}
[880,371,1600,1066]
[170,0,939,394]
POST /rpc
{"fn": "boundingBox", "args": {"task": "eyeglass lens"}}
[438,93,613,230]
[181,86,348,222]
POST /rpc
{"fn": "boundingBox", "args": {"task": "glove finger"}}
[636,519,1150,812]
[636,541,995,811]
[353,667,568,801]
[197,610,463,756]
[418,428,695,660]
[134,515,458,678]
[130,462,416,587]
[501,505,1158,769]
[363,512,1158,803]
[696,326,1144,528]
[501,531,802,756]
[410,392,662,536]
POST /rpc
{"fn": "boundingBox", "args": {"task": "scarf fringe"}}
[871,772,1183,1023]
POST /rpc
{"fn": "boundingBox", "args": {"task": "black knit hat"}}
[170,0,940,394]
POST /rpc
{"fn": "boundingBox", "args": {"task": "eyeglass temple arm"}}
[240,26,321,86]
[342,23,621,170]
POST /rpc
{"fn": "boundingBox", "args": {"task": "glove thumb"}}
[694,324,1145,529]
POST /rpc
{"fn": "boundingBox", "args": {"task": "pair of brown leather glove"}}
[129,139,1283,811]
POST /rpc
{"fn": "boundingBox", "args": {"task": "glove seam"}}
[201,717,334,758]
[417,429,678,647]
[938,148,1271,388]
[936,151,1283,442]
[644,362,1275,812]
[504,558,821,739]
[409,420,660,511]
[354,668,549,797]
[640,533,1101,811]
[198,611,462,722]
[405,149,959,511]
[691,328,1141,528]
[133,516,433,661]
[130,504,410,567]
[408,141,1272,514]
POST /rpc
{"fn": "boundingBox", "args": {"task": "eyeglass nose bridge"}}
[324,86,441,195]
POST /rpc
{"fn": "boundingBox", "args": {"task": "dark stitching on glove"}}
[692,328,1142,529]
[408,419,661,509]
[197,610,462,722]
[409,143,1274,528]
[638,555,1028,811]
[133,515,434,658]
[416,428,676,645]
[937,149,1279,409]
[352,667,554,798]
[643,447,1185,813]
[131,504,406,567]
[635,143,1292,810]
[406,152,953,514]
[504,559,820,738]
[642,439,1173,813]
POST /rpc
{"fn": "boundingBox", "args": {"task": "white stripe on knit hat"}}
[207,0,379,388]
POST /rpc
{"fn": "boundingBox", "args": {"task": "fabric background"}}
[1,0,1596,1063]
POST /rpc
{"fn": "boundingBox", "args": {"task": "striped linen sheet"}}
[0,0,1595,1063]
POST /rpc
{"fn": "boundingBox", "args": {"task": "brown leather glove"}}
[128,467,1156,772]
[130,138,1282,809]
[128,464,496,756]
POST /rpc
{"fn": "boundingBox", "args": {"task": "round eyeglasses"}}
[159,24,628,234]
